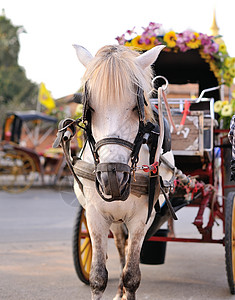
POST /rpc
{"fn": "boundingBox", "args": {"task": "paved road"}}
[0,188,234,300]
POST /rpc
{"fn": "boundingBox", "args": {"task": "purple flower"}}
[181,30,195,42]
[199,33,212,46]
[126,27,136,36]
[203,42,219,54]
[176,33,190,52]
[141,22,162,39]
[115,34,126,45]
[148,22,162,31]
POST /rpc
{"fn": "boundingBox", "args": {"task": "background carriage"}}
[0,111,71,193]
[70,46,235,294]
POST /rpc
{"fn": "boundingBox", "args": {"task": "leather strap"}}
[146,123,160,224]
[52,118,84,193]
[95,138,134,152]
[95,163,131,201]
[96,163,131,173]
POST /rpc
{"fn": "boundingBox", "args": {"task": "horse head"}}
[73,44,165,201]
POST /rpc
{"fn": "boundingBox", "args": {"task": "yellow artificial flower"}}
[214,100,223,113]
[229,67,235,77]
[219,43,227,54]
[222,100,229,106]
[226,77,234,86]
[163,31,177,48]
[125,41,133,47]
[131,36,144,49]
[186,32,201,49]
[223,70,232,81]
[224,57,234,68]
[221,104,233,117]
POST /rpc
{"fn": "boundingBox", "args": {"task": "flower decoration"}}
[214,97,235,129]
[163,31,177,48]
[186,32,201,49]
[116,22,235,87]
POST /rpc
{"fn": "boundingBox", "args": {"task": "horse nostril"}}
[119,172,130,187]
[97,172,111,195]
[96,171,102,184]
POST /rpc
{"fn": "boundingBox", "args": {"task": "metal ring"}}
[152,75,169,91]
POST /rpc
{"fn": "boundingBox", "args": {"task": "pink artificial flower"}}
[211,42,219,53]
[176,33,190,52]
[154,38,160,45]
[141,22,162,39]
[148,22,162,31]
[203,42,219,54]
[199,33,212,46]
[144,38,152,45]
[115,34,126,45]
[126,27,136,36]
[181,30,195,42]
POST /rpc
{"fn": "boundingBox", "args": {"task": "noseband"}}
[82,83,155,202]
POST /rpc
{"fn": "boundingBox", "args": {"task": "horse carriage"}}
[55,44,235,298]
[0,110,71,193]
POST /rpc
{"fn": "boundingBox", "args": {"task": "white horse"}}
[73,44,174,300]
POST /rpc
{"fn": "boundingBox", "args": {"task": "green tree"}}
[0,11,38,120]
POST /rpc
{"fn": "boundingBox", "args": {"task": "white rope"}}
[155,87,164,163]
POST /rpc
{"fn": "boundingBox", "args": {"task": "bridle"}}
[53,77,177,224]
[81,82,156,202]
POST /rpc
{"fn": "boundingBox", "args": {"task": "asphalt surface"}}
[0,187,234,300]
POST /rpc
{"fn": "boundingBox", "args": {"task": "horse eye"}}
[132,106,138,112]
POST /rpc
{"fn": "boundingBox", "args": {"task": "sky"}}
[1,0,235,99]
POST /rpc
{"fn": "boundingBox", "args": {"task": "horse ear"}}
[136,45,165,69]
[73,44,93,67]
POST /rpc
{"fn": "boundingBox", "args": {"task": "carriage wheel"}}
[73,205,92,285]
[1,149,36,193]
[225,191,235,294]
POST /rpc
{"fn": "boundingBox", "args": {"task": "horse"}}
[73,44,175,300]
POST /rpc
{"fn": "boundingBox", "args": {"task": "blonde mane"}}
[82,45,154,121]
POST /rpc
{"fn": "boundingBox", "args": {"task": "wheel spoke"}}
[82,239,91,267]
[86,245,92,273]
[73,208,91,284]
[80,237,90,254]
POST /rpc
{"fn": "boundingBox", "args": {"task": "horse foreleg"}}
[122,224,146,300]
[86,207,111,300]
[111,223,128,300]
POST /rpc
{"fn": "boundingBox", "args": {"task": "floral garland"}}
[214,92,235,129]
[116,22,235,87]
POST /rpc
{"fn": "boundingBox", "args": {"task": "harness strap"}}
[53,118,84,193]
[131,121,155,168]
[146,120,160,224]
[95,138,134,152]
[61,140,84,193]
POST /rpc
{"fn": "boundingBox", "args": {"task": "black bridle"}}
[81,82,155,202]
[53,82,177,224]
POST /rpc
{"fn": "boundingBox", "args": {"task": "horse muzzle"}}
[95,163,131,202]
